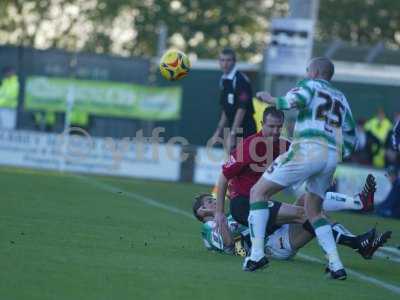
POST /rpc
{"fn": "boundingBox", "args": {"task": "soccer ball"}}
[159,50,191,81]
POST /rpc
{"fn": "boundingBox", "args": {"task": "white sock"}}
[323,192,362,212]
[248,202,270,261]
[314,219,344,271]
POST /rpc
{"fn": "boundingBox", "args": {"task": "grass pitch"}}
[0,167,399,300]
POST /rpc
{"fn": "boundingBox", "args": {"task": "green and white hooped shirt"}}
[201,215,249,254]
[276,79,356,157]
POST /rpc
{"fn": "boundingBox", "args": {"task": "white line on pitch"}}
[76,175,194,219]
[76,175,400,296]
[374,252,400,263]
[297,253,400,295]
[374,246,400,264]
[380,246,400,255]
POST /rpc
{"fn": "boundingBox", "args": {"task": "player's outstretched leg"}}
[323,192,363,211]
[322,174,376,212]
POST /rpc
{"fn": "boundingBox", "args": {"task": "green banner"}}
[25,76,182,120]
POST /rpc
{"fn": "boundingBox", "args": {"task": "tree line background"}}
[1,0,399,60]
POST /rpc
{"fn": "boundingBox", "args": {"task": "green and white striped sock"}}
[248,201,270,261]
[313,218,343,271]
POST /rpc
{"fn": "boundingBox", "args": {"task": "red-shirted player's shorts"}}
[229,195,282,235]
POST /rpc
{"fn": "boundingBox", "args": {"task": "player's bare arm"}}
[213,208,234,248]
[256,91,275,105]
[228,108,247,150]
[256,91,302,109]
[211,111,228,143]
[215,173,229,229]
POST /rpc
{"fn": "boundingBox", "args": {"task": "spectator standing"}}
[364,108,392,168]
[385,113,400,168]
[351,119,380,165]
[391,113,400,152]
[0,66,19,129]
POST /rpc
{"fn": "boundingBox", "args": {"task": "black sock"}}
[241,233,252,249]
[332,223,358,249]
[333,233,358,249]
[302,221,316,236]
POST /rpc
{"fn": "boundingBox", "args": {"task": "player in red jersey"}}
[215,107,290,229]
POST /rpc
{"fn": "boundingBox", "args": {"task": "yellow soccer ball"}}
[159,50,191,81]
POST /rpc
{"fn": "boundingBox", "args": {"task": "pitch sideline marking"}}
[297,253,400,294]
[375,246,400,263]
[380,246,400,255]
[76,175,400,296]
[373,252,400,263]
[76,175,194,219]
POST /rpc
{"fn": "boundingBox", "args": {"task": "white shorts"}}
[262,142,338,199]
[265,225,296,260]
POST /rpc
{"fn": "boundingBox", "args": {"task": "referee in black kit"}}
[210,48,257,151]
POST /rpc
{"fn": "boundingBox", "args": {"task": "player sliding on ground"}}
[247,57,357,279]
[193,194,391,262]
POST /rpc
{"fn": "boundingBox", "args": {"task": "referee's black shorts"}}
[229,195,282,235]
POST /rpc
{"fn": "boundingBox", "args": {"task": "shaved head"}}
[307,57,335,81]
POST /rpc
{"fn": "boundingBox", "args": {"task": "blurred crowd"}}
[0,65,90,132]
[349,108,400,218]
[350,108,400,170]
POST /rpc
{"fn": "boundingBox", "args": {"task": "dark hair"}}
[220,47,236,61]
[262,106,284,123]
[192,193,212,222]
